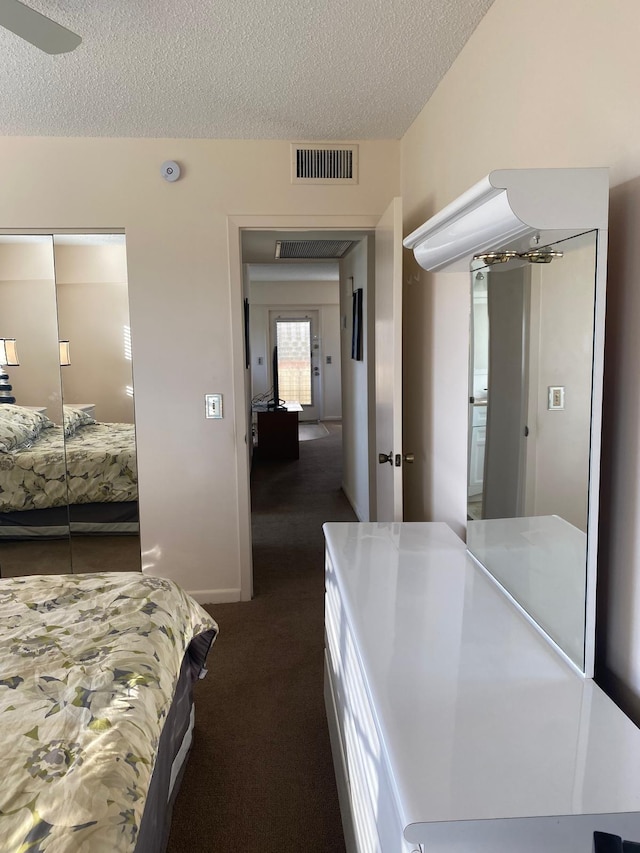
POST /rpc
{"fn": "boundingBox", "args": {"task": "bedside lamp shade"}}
[0,338,18,404]
[59,340,71,366]
[0,338,19,367]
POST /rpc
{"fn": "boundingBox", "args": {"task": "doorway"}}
[228,215,383,600]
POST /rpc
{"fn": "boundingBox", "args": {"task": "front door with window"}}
[270,310,320,421]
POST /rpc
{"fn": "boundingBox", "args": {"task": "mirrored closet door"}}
[0,233,141,577]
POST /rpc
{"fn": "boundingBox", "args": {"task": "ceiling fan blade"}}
[0,0,81,54]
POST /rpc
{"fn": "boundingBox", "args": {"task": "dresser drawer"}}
[325,555,415,853]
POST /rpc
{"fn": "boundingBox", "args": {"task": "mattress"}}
[0,571,217,852]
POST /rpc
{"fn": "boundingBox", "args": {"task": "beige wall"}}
[340,237,375,521]
[0,241,134,424]
[0,243,62,418]
[400,0,640,714]
[0,138,399,600]
[527,238,595,530]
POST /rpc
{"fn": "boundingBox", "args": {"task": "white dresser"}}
[323,522,640,853]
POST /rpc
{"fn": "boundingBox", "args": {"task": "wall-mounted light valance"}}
[403,167,609,273]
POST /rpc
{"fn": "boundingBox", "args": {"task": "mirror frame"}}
[403,168,609,676]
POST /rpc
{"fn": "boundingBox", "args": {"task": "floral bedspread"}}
[0,423,137,513]
[0,572,218,852]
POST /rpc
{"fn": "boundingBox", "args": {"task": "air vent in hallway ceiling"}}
[275,240,354,259]
[291,143,358,184]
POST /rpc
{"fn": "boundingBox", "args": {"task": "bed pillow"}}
[0,405,55,453]
[0,404,55,434]
[0,418,35,453]
[63,405,96,437]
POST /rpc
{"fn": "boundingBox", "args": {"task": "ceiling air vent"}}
[275,240,354,259]
[291,143,358,185]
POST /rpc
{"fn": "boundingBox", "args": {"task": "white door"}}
[375,198,404,521]
[270,310,321,421]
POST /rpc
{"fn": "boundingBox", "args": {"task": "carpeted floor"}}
[299,422,330,441]
[167,422,354,852]
[0,534,141,577]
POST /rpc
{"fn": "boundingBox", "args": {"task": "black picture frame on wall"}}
[351,288,363,361]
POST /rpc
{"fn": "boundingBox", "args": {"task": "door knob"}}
[403,453,415,464]
[378,452,393,465]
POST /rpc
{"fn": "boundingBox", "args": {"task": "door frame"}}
[227,214,380,600]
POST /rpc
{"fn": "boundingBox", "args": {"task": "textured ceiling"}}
[0,0,495,139]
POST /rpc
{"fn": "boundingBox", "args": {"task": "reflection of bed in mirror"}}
[0,405,138,539]
[0,232,140,576]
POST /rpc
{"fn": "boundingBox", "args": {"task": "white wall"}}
[248,278,342,420]
[400,0,640,716]
[340,237,375,521]
[0,137,399,601]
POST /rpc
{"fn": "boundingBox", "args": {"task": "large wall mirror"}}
[404,168,609,676]
[0,233,140,577]
[467,230,598,672]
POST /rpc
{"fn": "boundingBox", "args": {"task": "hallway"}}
[168,422,355,852]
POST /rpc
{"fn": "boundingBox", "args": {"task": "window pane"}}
[276,320,311,405]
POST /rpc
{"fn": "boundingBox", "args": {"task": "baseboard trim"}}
[341,482,367,522]
[187,588,241,605]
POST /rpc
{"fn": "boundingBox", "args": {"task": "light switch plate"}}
[205,393,223,419]
[548,386,565,410]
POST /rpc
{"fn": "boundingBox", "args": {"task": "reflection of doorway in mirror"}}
[473,232,597,532]
[468,269,488,521]
[483,264,530,521]
[467,231,598,672]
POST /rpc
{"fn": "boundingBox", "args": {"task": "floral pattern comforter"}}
[0,572,218,852]
[0,423,137,513]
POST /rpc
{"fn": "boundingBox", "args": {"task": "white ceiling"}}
[0,0,495,139]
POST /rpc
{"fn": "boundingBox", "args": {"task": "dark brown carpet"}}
[167,422,354,852]
[0,534,141,577]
